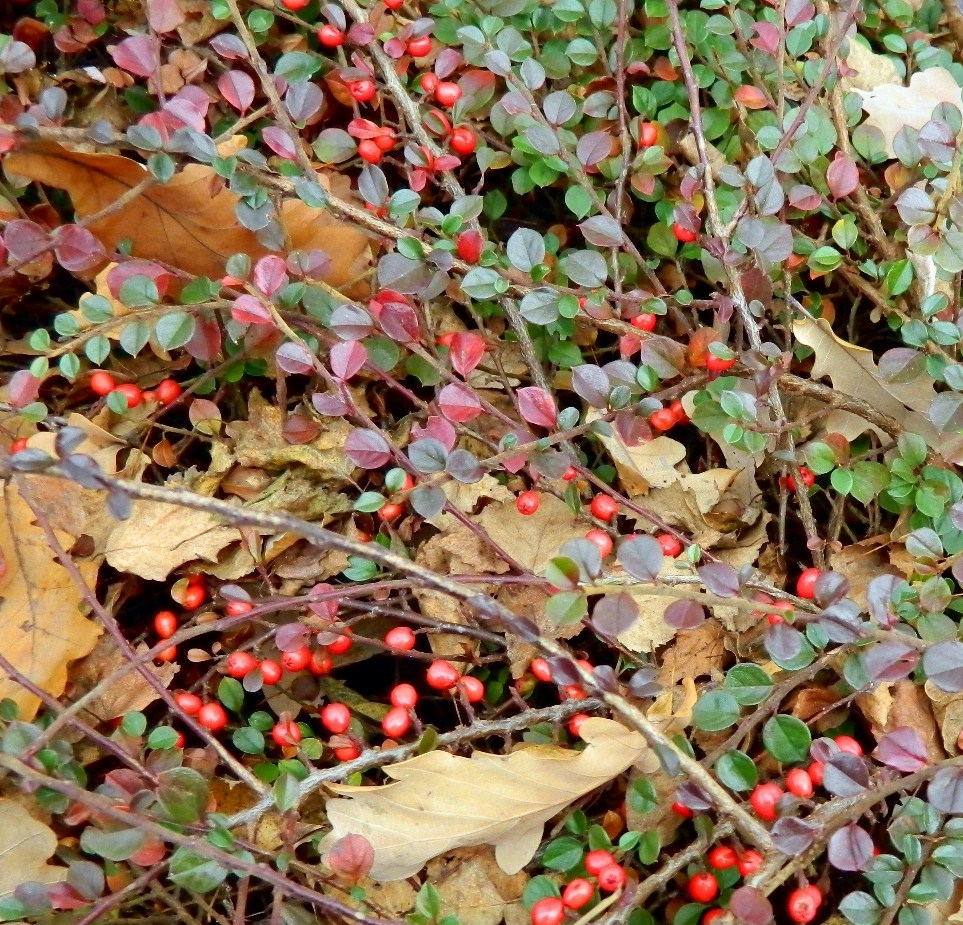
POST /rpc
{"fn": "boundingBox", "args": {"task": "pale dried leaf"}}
[590,411,686,495]
[842,37,901,92]
[925,680,963,755]
[429,848,528,925]
[0,800,68,898]
[321,718,654,880]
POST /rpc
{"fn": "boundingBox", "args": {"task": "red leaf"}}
[449,332,486,377]
[232,294,274,325]
[379,299,421,343]
[109,35,159,78]
[826,152,859,199]
[253,254,287,297]
[733,85,769,109]
[327,833,374,884]
[52,224,105,273]
[517,386,557,428]
[276,342,316,375]
[330,341,367,381]
[345,430,392,469]
[218,71,255,113]
[438,383,483,423]
[186,316,222,362]
[9,370,41,408]
[262,126,299,161]
[410,415,457,451]
[147,0,186,33]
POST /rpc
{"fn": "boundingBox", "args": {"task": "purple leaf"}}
[330,341,367,381]
[664,600,706,630]
[771,817,817,855]
[697,562,741,597]
[828,824,874,871]
[231,295,274,325]
[823,753,869,797]
[253,254,288,296]
[275,342,315,375]
[729,887,774,925]
[826,151,859,199]
[52,225,105,273]
[924,640,963,692]
[110,35,160,78]
[571,365,611,408]
[592,593,639,636]
[813,570,850,606]
[617,534,663,581]
[344,429,392,469]
[928,766,963,814]
[517,386,557,428]
[329,304,373,341]
[874,727,929,772]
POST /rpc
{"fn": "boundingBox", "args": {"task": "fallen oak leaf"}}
[320,717,656,880]
[0,800,68,898]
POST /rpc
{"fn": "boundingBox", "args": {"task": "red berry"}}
[584,849,615,876]
[568,713,590,738]
[796,567,821,599]
[435,82,462,107]
[153,610,178,639]
[459,676,485,703]
[155,644,177,662]
[562,878,594,910]
[375,130,397,152]
[456,230,484,264]
[173,730,186,749]
[786,767,815,798]
[597,864,626,893]
[787,886,821,924]
[807,760,824,786]
[114,383,143,408]
[781,466,816,492]
[706,353,736,373]
[450,127,476,155]
[530,658,552,682]
[688,872,719,903]
[407,36,432,57]
[671,800,694,818]
[737,849,763,877]
[750,782,784,821]
[420,73,439,94]
[673,222,698,243]
[156,378,182,405]
[590,494,618,522]
[385,626,416,651]
[562,466,578,481]
[384,0,403,8]
[318,24,345,46]
[703,912,725,925]
[281,645,313,672]
[516,491,540,516]
[530,897,565,925]
[281,0,309,8]
[639,121,658,147]
[707,845,738,869]
[321,702,351,734]
[271,720,302,747]
[181,584,207,610]
[90,371,116,396]
[225,651,259,679]
[562,684,586,700]
[426,659,460,690]
[834,735,863,756]
[379,502,404,522]
[259,659,282,685]
[309,649,333,675]
[669,399,689,424]
[656,533,682,557]
[175,692,202,716]
[630,313,657,332]
[390,683,418,709]
[327,629,353,655]
[9,437,28,453]
[649,408,677,432]
[358,139,382,163]
[197,702,227,731]
[585,528,613,557]
[382,705,412,738]
[349,79,376,102]
[333,742,362,761]
[226,600,253,616]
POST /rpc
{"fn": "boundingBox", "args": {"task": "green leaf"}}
[761,714,811,763]
[146,726,178,750]
[637,830,661,865]
[627,778,658,814]
[80,826,145,861]
[723,663,773,706]
[158,767,209,824]
[155,311,196,350]
[565,186,594,219]
[119,320,150,356]
[218,677,244,712]
[233,727,266,755]
[273,772,299,813]
[416,882,443,918]
[60,354,81,380]
[121,711,147,736]
[692,690,740,731]
[353,491,387,513]
[545,591,587,625]
[715,749,758,791]
[169,846,229,893]
[542,836,584,871]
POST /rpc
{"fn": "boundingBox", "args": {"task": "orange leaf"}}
[733,85,769,109]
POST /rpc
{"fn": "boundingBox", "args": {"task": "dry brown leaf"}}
[428,848,528,925]
[589,411,686,496]
[853,67,963,158]
[793,316,963,459]
[856,681,946,763]
[0,800,68,898]
[0,483,102,720]
[924,680,963,755]
[321,718,655,880]
[3,142,370,287]
[657,620,727,687]
[829,541,899,612]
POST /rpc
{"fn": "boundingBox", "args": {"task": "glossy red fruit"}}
[197,702,227,731]
[181,584,207,610]
[568,713,590,738]
[225,651,259,678]
[378,502,404,523]
[327,630,353,655]
[90,371,116,396]
[530,897,565,925]
[630,313,657,331]
[705,353,736,373]
[385,626,416,651]
[766,600,794,625]
[375,130,397,152]
[226,600,253,616]
[516,491,540,516]
[390,683,418,709]
[671,800,693,818]
[673,222,698,243]
[114,383,143,408]
[321,702,351,734]
[309,649,333,675]
[590,494,618,522]
[459,676,485,703]
[585,528,613,557]
[737,849,763,876]
[787,886,822,924]
[807,760,824,785]
[420,73,439,94]
[173,730,186,749]
[703,911,725,924]
[334,742,362,761]
[153,610,178,639]
[156,644,177,662]
[407,36,432,57]
[456,229,483,263]
[358,139,382,163]
[584,850,616,876]
[562,466,578,481]
[426,659,460,690]
[786,767,815,798]
[156,378,182,405]
[669,399,689,424]
[259,659,282,685]
[530,657,552,682]
[562,684,586,700]
[281,645,313,672]
[834,735,863,756]
[707,845,738,869]
[597,864,626,893]
[384,0,403,8]
[688,873,719,903]
[382,705,412,738]
[750,782,784,821]
[782,466,816,492]
[657,533,682,557]
[435,82,461,106]
[649,408,677,432]
[450,127,476,154]
[271,720,302,747]
[639,121,658,147]
[318,24,345,46]
[562,878,594,910]
[349,79,376,102]
[175,692,202,716]
[281,0,309,8]
[9,437,28,453]
[796,567,821,599]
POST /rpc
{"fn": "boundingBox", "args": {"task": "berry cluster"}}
[90,371,182,409]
